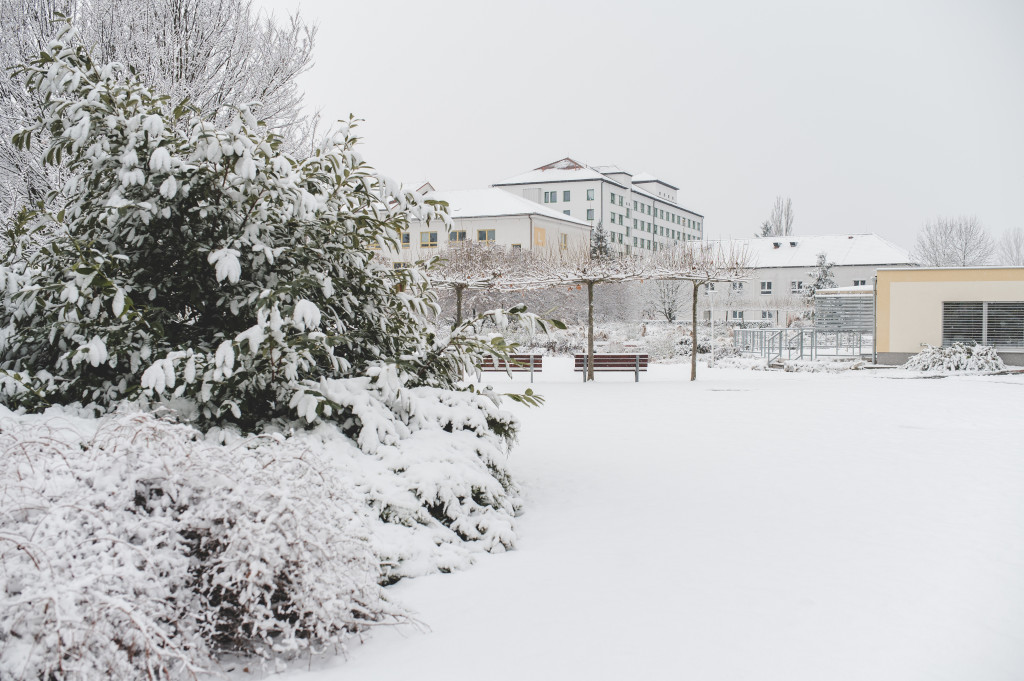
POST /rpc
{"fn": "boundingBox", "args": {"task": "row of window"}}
[542,186,702,233]
[402,230,571,250]
[706,280,868,295]
[414,229,495,247]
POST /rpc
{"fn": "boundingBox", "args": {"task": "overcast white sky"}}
[255,0,1023,250]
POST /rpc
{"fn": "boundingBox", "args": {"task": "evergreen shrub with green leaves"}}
[0,25,548,433]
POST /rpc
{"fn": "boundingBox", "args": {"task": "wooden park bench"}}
[574,353,649,382]
[480,354,543,383]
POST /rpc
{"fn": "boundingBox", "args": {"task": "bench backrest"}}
[480,354,543,371]
[573,354,649,371]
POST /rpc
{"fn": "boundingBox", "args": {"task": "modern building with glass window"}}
[491,157,704,254]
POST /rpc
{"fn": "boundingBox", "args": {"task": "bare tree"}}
[912,216,994,267]
[0,0,315,223]
[996,228,1024,266]
[761,196,794,237]
[652,280,683,322]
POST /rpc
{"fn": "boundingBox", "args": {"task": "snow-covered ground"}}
[266,360,1024,681]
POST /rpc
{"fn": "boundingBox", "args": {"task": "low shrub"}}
[904,343,1005,372]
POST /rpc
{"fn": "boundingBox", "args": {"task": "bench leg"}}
[635,356,639,382]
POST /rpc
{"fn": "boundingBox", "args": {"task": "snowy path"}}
[278,362,1024,681]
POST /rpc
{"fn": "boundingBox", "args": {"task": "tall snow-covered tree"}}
[804,252,837,304]
[0,26,548,429]
[590,220,610,258]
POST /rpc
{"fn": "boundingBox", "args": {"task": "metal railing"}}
[732,328,870,361]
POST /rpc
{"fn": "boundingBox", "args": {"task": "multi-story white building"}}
[705,234,915,324]
[492,158,704,255]
[394,187,593,261]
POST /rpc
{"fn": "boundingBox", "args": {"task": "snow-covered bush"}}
[904,343,1005,372]
[0,409,399,679]
[782,359,866,372]
[0,26,548,432]
[712,356,771,370]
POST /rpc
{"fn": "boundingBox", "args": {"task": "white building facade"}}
[707,234,916,325]
[393,187,593,261]
[492,158,704,255]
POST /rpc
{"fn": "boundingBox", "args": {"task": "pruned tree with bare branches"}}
[912,216,994,267]
[657,242,752,380]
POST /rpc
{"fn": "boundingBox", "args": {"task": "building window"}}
[633,237,638,246]
[610,192,616,203]
[943,301,1024,347]
[420,232,438,248]
[544,191,557,203]
[512,244,522,251]
[761,311,773,319]
[587,188,595,200]
[790,281,803,293]
[587,208,595,220]
[853,279,867,286]
[731,310,744,320]
[618,233,623,243]
[559,234,568,250]
[610,211,616,223]
[401,232,411,248]
[617,214,623,225]
[761,281,772,295]
[478,229,495,244]
[732,281,744,292]
[563,210,571,216]
[563,190,571,202]
[618,196,623,206]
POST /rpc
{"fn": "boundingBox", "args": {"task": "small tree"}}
[653,280,683,322]
[804,252,837,305]
[591,220,610,258]
[913,216,994,266]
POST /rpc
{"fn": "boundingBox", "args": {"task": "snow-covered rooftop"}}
[494,164,619,187]
[631,172,679,191]
[493,158,700,215]
[421,188,592,227]
[720,234,914,269]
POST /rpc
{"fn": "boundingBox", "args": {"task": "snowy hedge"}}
[904,343,1005,373]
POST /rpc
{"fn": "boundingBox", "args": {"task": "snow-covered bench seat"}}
[480,354,544,382]
[574,353,649,382]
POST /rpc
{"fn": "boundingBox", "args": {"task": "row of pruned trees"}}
[411,242,752,381]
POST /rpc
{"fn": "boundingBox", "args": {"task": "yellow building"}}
[875,267,1024,365]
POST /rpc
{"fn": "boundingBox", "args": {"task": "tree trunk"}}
[587,281,595,381]
[455,286,464,325]
[691,281,700,381]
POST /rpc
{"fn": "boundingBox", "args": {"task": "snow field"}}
[273,360,1024,681]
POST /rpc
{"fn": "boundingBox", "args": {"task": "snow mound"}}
[904,343,1005,373]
